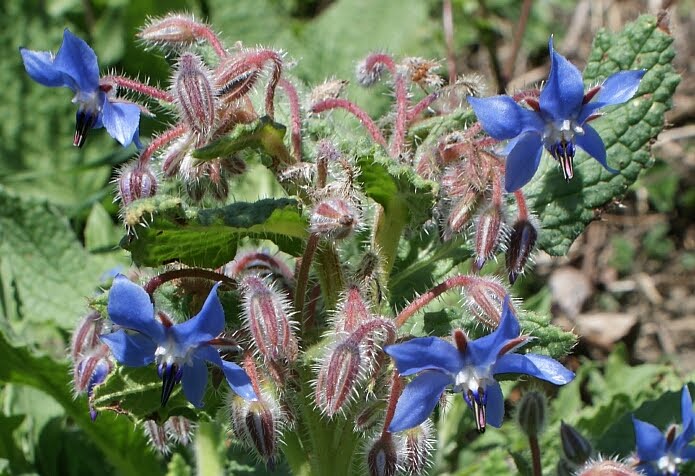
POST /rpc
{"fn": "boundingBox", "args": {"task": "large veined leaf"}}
[122,195,307,268]
[523,15,680,255]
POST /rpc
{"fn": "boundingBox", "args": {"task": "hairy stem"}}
[279,78,303,162]
[102,75,174,102]
[312,99,387,148]
[294,233,320,324]
[143,268,236,297]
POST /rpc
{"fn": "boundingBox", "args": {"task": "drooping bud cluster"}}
[314,287,396,416]
[240,275,298,363]
[71,311,113,420]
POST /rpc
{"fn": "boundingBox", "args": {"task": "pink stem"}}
[294,233,320,322]
[365,53,396,76]
[514,190,529,220]
[381,372,403,438]
[279,78,302,163]
[312,98,387,148]
[443,0,457,83]
[193,24,227,59]
[143,268,236,298]
[407,91,441,122]
[389,74,409,158]
[395,275,480,327]
[138,124,187,166]
[102,75,174,103]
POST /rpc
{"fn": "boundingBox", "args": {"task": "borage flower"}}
[19,28,141,148]
[468,37,645,192]
[385,296,574,432]
[632,386,695,476]
[100,275,256,407]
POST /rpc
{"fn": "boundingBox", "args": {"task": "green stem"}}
[315,243,345,311]
[195,421,225,476]
[372,202,408,279]
[529,435,542,476]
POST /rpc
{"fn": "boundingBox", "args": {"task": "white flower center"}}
[657,453,682,474]
[452,365,493,394]
[542,119,584,148]
[154,337,194,369]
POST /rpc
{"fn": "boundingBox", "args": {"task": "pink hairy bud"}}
[138,14,203,46]
[240,275,298,362]
[333,285,371,334]
[355,400,387,432]
[161,134,194,177]
[506,219,538,284]
[116,161,158,206]
[443,187,479,241]
[143,420,171,455]
[315,340,363,416]
[214,56,261,103]
[224,249,294,286]
[310,197,360,240]
[356,52,394,87]
[576,459,640,476]
[462,276,510,327]
[172,52,217,141]
[398,421,434,476]
[229,391,282,467]
[165,416,194,446]
[73,345,111,396]
[70,311,104,361]
[474,205,506,270]
[366,434,400,476]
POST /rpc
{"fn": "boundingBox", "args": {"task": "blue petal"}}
[172,283,224,349]
[194,345,257,401]
[385,337,463,376]
[632,415,667,462]
[100,330,156,366]
[107,275,165,342]
[101,100,141,147]
[19,48,65,88]
[674,386,695,452]
[468,296,521,366]
[182,358,208,408]
[468,96,543,140]
[575,124,617,173]
[681,444,695,461]
[577,70,645,123]
[493,353,574,385]
[485,380,505,428]
[539,37,585,121]
[504,132,543,192]
[388,371,450,432]
[53,29,99,93]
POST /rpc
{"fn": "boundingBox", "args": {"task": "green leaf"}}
[0,188,106,345]
[0,331,161,475]
[192,117,293,170]
[524,14,680,255]
[121,195,308,268]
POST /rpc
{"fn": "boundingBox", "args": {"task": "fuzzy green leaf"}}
[524,15,680,255]
[121,196,307,268]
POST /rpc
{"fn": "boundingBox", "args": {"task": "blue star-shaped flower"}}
[100,275,257,407]
[19,28,141,148]
[384,296,574,432]
[468,37,645,192]
[632,386,695,476]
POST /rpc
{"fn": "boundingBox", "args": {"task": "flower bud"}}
[515,390,548,437]
[172,53,217,141]
[138,14,205,47]
[214,56,260,104]
[398,421,433,476]
[116,161,158,206]
[73,347,112,398]
[165,416,194,446]
[161,134,194,177]
[240,275,298,362]
[462,276,510,327]
[333,285,371,334]
[354,400,387,432]
[310,197,360,240]
[560,421,593,466]
[315,340,363,416]
[70,311,104,361]
[506,219,538,284]
[443,187,479,241]
[356,56,386,87]
[143,419,171,455]
[366,434,399,476]
[229,392,282,467]
[474,204,505,270]
[576,459,641,476]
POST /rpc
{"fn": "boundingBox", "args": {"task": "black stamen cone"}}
[160,363,182,406]
[74,108,97,148]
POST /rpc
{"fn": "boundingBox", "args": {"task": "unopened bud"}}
[138,14,205,47]
[143,419,171,455]
[366,434,399,476]
[73,347,112,398]
[229,392,282,468]
[462,276,510,327]
[515,390,548,437]
[474,205,505,270]
[310,78,349,105]
[310,197,360,240]
[577,459,641,476]
[506,219,538,284]
[165,416,194,446]
[71,311,104,361]
[443,187,479,241]
[315,340,363,416]
[161,134,194,177]
[399,421,433,476]
[172,53,217,141]
[560,421,593,466]
[116,161,158,206]
[356,54,387,87]
[354,400,387,432]
[214,56,260,103]
[333,285,371,334]
[241,275,298,362]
